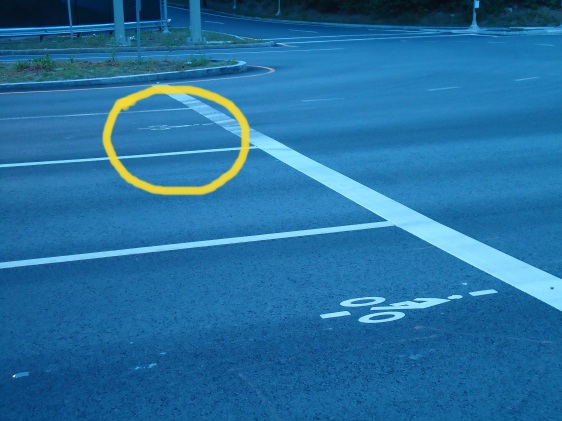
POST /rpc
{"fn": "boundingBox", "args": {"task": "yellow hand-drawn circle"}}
[102,85,250,195]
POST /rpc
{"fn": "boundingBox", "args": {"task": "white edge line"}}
[285,33,474,44]
[320,311,351,319]
[0,222,394,269]
[302,98,344,103]
[427,86,459,92]
[166,93,562,312]
[469,289,498,296]
[0,108,189,122]
[514,77,540,82]
[0,147,256,168]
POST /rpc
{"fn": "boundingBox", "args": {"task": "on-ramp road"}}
[1,9,561,420]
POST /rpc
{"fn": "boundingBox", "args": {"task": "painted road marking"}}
[515,77,540,82]
[301,98,344,103]
[287,29,318,33]
[323,290,499,325]
[0,108,189,121]
[12,372,30,379]
[138,123,214,130]
[0,222,393,269]
[284,34,477,44]
[204,21,224,24]
[320,311,351,319]
[0,147,256,169]
[271,33,397,41]
[535,43,554,47]
[427,86,460,92]
[469,289,498,296]
[167,93,562,312]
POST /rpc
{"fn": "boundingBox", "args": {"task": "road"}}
[1,8,562,420]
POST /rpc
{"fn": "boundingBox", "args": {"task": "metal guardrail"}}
[0,20,171,39]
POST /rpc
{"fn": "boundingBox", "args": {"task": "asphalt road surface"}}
[1,8,562,421]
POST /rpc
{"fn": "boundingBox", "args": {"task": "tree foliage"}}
[281,0,560,16]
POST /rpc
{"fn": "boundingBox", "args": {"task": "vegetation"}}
[0,55,237,83]
[0,28,260,51]
[172,0,562,26]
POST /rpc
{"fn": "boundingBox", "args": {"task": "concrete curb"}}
[0,41,274,56]
[0,60,246,92]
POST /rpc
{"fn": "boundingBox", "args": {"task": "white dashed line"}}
[167,92,562,312]
[204,20,224,24]
[0,108,189,121]
[287,29,318,33]
[301,98,344,103]
[0,147,256,169]
[320,311,351,319]
[469,289,498,297]
[515,76,540,82]
[427,86,459,92]
[535,43,554,47]
[0,222,394,269]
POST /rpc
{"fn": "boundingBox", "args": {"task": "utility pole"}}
[276,0,281,16]
[470,0,480,30]
[161,0,170,34]
[136,0,142,62]
[189,0,204,43]
[113,0,128,45]
[66,0,74,40]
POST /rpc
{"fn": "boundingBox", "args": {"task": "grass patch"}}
[0,55,238,83]
[0,28,262,51]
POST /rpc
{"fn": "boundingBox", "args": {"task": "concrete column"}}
[113,0,129,45]
[189,0,204,43]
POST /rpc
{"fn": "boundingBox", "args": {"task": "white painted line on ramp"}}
[320,311,351,319]
[515,77,540,82]
[167,93,562,312]
[0,222,393,269]
[288,29,318,33]
[302,98,344,103]
[0,108,189,121]
[0,147,256,168]
[469,289,498,297]
[427,87,459,92]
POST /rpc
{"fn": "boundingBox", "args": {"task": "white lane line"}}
[302,98,344,103]
[288,29,318,33]
[271,34,375,40]
[535,43,554,47]
[0,147,255,169]
[488,41,506,44]
[320,311,351,319]
[469,289,498,297]
[204,20,224,24]
[427,87,459,92]
[515,76,540,82]
[0,108,189,122]
[0,222,394,269]
[168,93,562,312]
[285,33,473,44]
[272,32,442,40]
